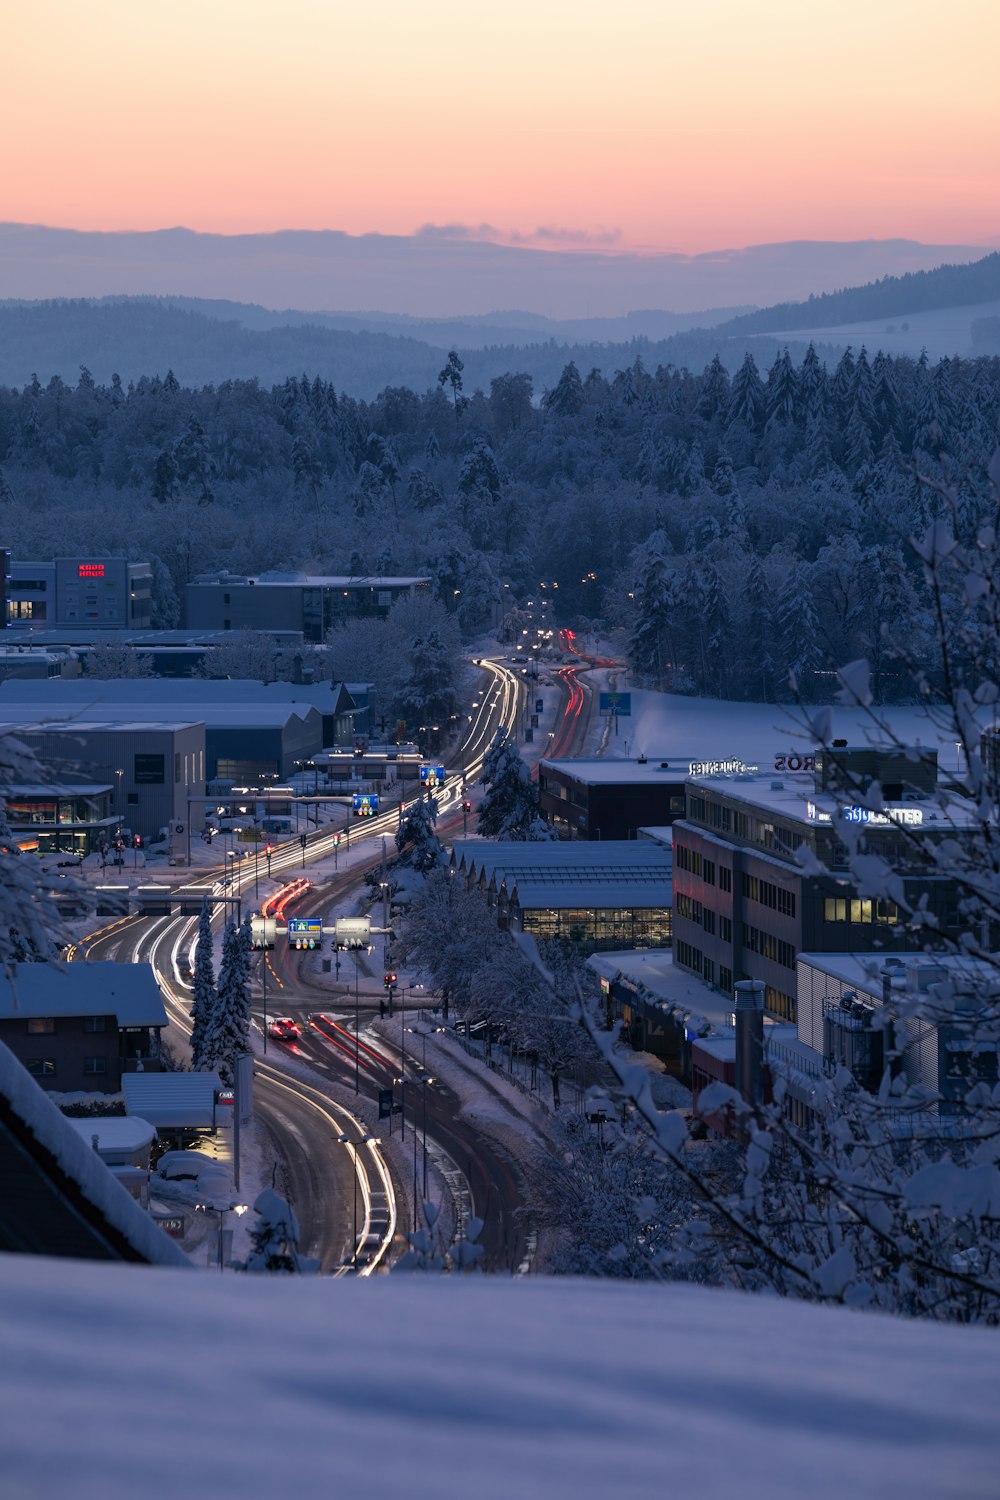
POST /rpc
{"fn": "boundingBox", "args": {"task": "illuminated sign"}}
[419,765,446,788]
[806,801,923,827]
[77,563,106,578]
[288,916,323,950]
[774,753,815,772]
[352,793,380,817]
[688,758,758,777]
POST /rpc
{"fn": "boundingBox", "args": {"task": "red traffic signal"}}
[463,800,472,811]
[265,844,273,856]
[132,834,142,848]
[383,971,397,988]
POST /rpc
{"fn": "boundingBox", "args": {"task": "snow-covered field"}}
[1,1256,997,1500]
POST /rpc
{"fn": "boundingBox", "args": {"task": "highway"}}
[71,655,526,1272]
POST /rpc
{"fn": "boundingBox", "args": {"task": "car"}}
[268,1016,300,1042]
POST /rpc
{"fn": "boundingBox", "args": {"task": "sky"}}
[4,0,998,255]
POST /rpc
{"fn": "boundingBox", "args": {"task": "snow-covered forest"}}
[1,346,998,700]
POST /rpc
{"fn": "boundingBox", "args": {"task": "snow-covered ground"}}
[1,1256,997,1500]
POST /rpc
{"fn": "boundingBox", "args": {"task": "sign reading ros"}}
[774,753,815,772]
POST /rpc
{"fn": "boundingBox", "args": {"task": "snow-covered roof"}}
[542,757,703,785]
[0,1038,189,1267]
[0,962,167,1027]
[587,949,734,1031]
[121,1072,223,1129]
[687,769,981,831]
[509,878,670,910]
[1,714,205,734]
[0,703,314,731]
[9,781,114,796]
[3,1258,993,1500]
[797,951,997,1003]
[191,571,431,589]
[66,1115,157,1155]
[451,840,672,890]
[0,678,348,712]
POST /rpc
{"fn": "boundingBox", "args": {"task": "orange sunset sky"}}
[3,0,998,253]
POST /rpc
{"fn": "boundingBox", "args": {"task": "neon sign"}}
[77,563,105,578]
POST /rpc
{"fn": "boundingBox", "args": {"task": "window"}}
[83,1016,107,1033]
[703,859,716,886]
[702,909,715,935]
[134,753,165,785]
[720,916,733,944]
[743,924,796,969]
[703,958,715,986]
[720,966,733,994]
[765,986,796,1022]
[675,844,691,871]
[84,1057,108,1075]
[27,1017,55,1034]
[719,866,732,893]
[824,897,848,923]
[26,1059,56,1076]
[743,874,796,918]
[676,893,702,923]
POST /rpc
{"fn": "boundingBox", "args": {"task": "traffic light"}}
[299,833,307,848]
[265,843,273,870]
[132,834,142,848]
[333,832,341,847]
[384,971,397,989]
[463,799,472,812]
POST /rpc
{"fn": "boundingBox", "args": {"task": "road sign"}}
[599,691,631,716]
[419,765,446,788]
[288,916,323,950]
[335,915,370,948]
[378,1088,394,1119]
[250,916,277,949]
[352,792,379,817]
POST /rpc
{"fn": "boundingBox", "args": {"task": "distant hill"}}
[715,250,1000,336]
[0,296,818,399]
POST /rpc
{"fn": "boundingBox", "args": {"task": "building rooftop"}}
[509,877,671,910]
[120,1072,224,1129]
[65,1116,158,1155]
[687,770,980,832]
[0,963,167,1028]
[542,757,711,785]
[191,571,431,589]
[797,951,998,1000]
[587,949,735,1032]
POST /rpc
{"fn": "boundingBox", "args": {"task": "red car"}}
[268,1016,300,1042]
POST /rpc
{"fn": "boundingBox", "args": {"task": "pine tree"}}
[243,1188,304,1273]
[764,348,798,428]
[775,562,821,698]
[727,353,765,431]
[202,916,252,1084]
[543,361,585,417]
[628,532,674,686]
[477,727,554,840]
[190,899,216,1070]
[395,794,445,872]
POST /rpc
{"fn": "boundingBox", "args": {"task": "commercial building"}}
[450,839,673,952]
[0,962,169,1093]
[0,627,306,677]
[671,744,971,1023]
[186,570,432,642]
[6,557,151,630]
[539,757,690,839]
[6,781,119,857]
[0,716,206,840]
[0,678,328,783]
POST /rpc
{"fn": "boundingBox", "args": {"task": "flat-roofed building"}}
[6,558,151,631]
[450,839,672,952]
[672,745,973,1022]
[186,570,432,642]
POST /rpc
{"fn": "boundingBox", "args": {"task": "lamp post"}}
[253,821,260,899]
[353,951,360,1094]
[257,954,268,1054]
[195,1199,248,1272]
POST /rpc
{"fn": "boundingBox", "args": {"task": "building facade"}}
[186,571,432,642]
[6,557,151,631]
[672,747,966,1022]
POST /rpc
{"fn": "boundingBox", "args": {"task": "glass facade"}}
[519,905,672,951]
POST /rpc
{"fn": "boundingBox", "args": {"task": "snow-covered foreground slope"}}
[1,1258,997,1500]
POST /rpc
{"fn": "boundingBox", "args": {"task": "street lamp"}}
[195,1199,248,1272]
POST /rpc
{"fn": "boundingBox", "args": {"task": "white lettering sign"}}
[774,753,815,773]
[688,758,758,777]
[806,801,923,827]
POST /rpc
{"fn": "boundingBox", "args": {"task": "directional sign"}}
[419,765,446,788]
[599,691,631,716]
[352,792,380,817]
[288,916,323,950]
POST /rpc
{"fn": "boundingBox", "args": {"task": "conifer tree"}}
[202,916,252,1084]
[478,727,554,840]
[190,899,216,1070]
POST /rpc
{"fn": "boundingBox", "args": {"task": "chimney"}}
[734,979,765,1109]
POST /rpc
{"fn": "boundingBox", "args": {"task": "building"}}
[0,645,80,682]
[0,716,206,840]
[0,626,306,676]
[795,952,998,1115]
[0,962,169,1093]
[450,839,673,952]
[539,757,692,839]
[671,745,972,1022]
[587,948,736,1077]
[186,570,432,642]
[6,557,151,631]
[0,1039,189,1265]
[6,781,119,857]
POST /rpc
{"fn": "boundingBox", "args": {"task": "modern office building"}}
[5,557,151,630]
[2,718,206,840]
[186,570,432,642]
[6,781,119,857]
[539,757,693,839]
[671,745,971,1022]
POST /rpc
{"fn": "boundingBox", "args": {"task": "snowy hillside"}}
[1,1256,997,1500]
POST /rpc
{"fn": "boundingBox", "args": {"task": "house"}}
[0,963,169,1093]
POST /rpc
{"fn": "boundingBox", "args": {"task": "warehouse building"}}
[186,570,431,642]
